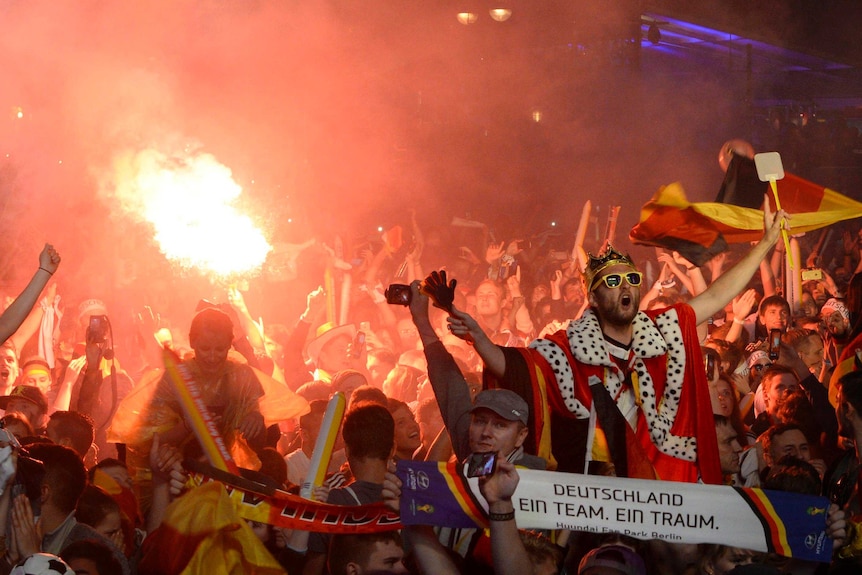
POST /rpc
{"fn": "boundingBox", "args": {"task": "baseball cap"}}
[746,350,770,370]
[578,544,646,575]
[471,389,528,425]
[0,385,49,414]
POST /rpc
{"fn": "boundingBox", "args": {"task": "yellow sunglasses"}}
[594,271,643,290]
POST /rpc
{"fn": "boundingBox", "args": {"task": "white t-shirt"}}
[284,448,347,486]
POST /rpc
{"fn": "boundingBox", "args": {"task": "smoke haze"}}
[0,0,761,330]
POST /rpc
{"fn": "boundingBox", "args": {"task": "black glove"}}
[421,270,457,313]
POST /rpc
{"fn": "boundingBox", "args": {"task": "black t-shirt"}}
[307,480,384,554]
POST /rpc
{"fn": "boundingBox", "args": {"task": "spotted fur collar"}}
[530,307,696,461]
[566,309,669,367]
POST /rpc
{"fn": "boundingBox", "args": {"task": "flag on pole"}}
[630,156,862,265]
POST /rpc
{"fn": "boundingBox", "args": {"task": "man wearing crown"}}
[447,206,786,484]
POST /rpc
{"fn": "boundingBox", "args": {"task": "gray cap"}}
[471,389,528,425]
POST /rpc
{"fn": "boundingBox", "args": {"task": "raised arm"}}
[408,281,474,460]
[479,460,534,575]
[227,286,266,353]
[448,306,507,378]
[417,270,507,378]
[689,201,786,325]
[382,465,459,575]
[7,284,55,356]
[0,244,60,345]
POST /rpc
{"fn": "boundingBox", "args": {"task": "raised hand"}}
[446,307,482,344]
[731,289,757,321]
[420,270,457,313]
[478,458,520,505]
[135,305,161,337]
[11,494,41,560]
[762,195,789,246]
[38,243,61,275]
[301,286,327,322]
[226,285,249,314]
[149,433,184,483]
[485,241,505,264]
[506,240,524,257]
[505,267,522,299]
[381,461,402,514]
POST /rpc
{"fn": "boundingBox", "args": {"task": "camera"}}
[87,314,109,344]
[768,328,782,361]
[466,451,498,478]
[385,284,412,306]
[801,268,823,281]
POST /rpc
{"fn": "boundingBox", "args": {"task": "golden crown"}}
[583,244,636,290]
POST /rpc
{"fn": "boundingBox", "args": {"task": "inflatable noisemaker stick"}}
[300,392,346,500]
[324,264,336,324]
[571,199,592,272]
[162,348,240,475]
[602,205,621,251]
[338,273,352,327]
[787,236,802,315]
[754,151,794,269]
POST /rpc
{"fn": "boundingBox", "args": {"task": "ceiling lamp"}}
[489,8,512,22]
[457,12,478,25]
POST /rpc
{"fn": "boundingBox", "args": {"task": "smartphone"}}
[349,331,366,359]
[466,452,498,478]
[801,268,823,281]
[498,262,518,281]
[87,315,109,344]
[768,328,782,361]
[704,352,716,381]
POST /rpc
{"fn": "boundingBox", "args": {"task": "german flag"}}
[630,156,862,265]
[137,482,286,575]
[828,332,862,406]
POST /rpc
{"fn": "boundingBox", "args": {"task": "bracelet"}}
[733,317,745,326]
[38,267,54,275]
[488,510,516,521]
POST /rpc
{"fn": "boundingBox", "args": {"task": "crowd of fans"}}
[1,208,862,575]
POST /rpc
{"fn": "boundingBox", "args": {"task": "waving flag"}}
[630,156,862,265]
[137,482,287,575]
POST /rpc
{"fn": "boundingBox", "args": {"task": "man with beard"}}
[446,207,785,483]
[821,298,851,370]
